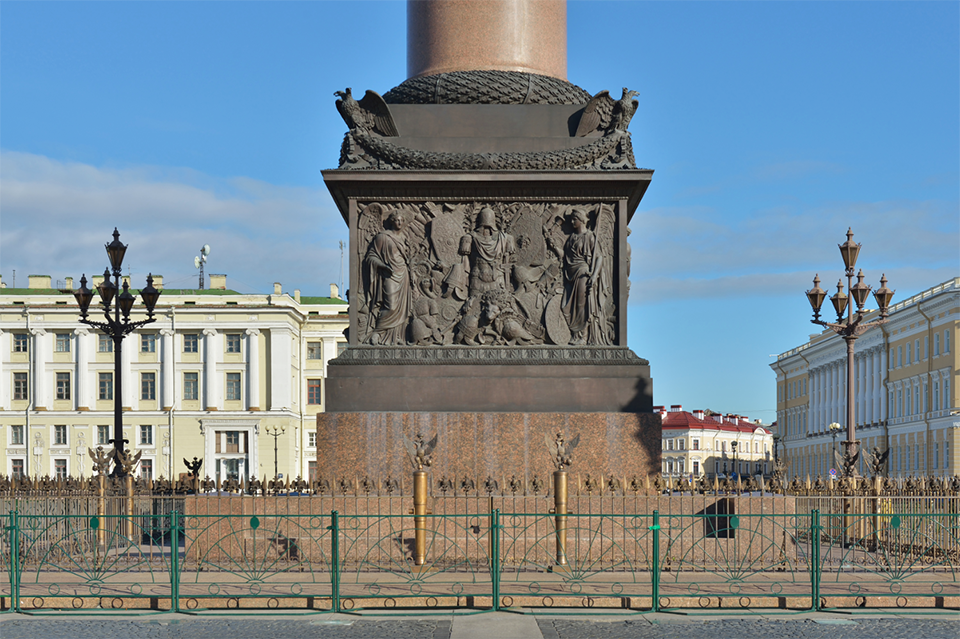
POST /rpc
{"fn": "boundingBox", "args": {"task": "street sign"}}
[829,468,837,477]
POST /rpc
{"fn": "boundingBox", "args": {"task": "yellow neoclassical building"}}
[0,274,348,483]
[773,278,959,478]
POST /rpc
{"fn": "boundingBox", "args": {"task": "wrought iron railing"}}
[2,506,957,612]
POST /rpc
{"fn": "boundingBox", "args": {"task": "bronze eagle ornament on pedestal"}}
[335,88,399,137]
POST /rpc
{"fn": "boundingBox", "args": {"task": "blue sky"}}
[2,1,957,422]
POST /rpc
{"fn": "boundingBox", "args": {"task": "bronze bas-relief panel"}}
[354,200,624,348]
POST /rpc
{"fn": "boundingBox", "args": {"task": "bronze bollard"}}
[412,469,429,566]
[554,470,568,566]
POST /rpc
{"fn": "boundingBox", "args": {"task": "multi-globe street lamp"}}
[805,228,894,478]
[74,228,161,478]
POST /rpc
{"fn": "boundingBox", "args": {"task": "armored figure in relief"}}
[448,207,517,300]
[363,211,412,345]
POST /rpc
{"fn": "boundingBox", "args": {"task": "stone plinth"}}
[316,411,659,481]
[407,0,567,79]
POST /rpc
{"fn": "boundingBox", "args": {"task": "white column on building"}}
[810,366,827,433]
[858,354,866,426]
[808,369,817,435]
[245,328,260,411]
[0,330,8,410]
[879,347,887,421]
[75,327,91,411]
[826,364,834,429]
[813,368,820,432]
[269,327,292,410]
[160,329,175,410]
[836,361,844,425]
[203,328,219,410]
[121,332,134,409]
[31,328,49,409]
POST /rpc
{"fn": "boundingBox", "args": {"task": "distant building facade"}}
[772,278,959,478]
[0,274,348,483]
[657,404,773,479]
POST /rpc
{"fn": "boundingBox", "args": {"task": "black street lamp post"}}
[265,425,285,480]
[731,440,739,480]
[74,228,160,478]
[805,228,894,478]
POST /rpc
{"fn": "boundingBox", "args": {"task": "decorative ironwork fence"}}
[2,506,958,612]
[2,472,958,612]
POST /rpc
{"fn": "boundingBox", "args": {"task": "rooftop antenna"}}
[194,244,211,289]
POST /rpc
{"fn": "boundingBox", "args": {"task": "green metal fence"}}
[2,508,958,612]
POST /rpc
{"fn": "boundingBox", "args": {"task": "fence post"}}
[811,509,821,611]
[7,510,20,612]
[492,509,501,611]
[650,510,660,612]
[170,510,180,613]
[329,511,340,613]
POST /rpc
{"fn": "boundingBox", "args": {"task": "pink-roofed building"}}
[656,404,773,479]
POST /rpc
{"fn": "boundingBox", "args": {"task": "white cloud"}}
[630,197,958,302]
[0,151,348,294]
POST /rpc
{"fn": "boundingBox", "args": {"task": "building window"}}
[183,333,199,353]
[54,424,67,446]
[14,372,28,400]
[934,334,940,356]
[915,339,920,362]
[56,372,71,400]
[907,343,912,365]
[692,460,699,475]
[141,372,156,400]
[140,425,153,446]
[225,431,241,453]
[99,372,113,400]
[11,459,25,479]
[184,372,199,401]
[307,342,322,360]
[945,379,951,410]
[141,333,156,353]
[55,332,71,353]
[308,431,317,448]
[914,386,920,416]
[54,459,67,479]
[897,346,902,367]
[308,460,318,483]
[10,424,24,446]
[98,334,113,352]
[945,442,950,471]
[308,379,322,405]
[98,425,110,446]
[13,333,29,352]
[933,381,940,410]
[226,334,242,354]
[678,439,685,450]
[896,390,902,417]
[667,439,674,451]
[140,458,153,480]
[337,341,348,356]
[946,329,951,353]
[226,372,241,401]
[934,443,939,469]
[692,439,699,451]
